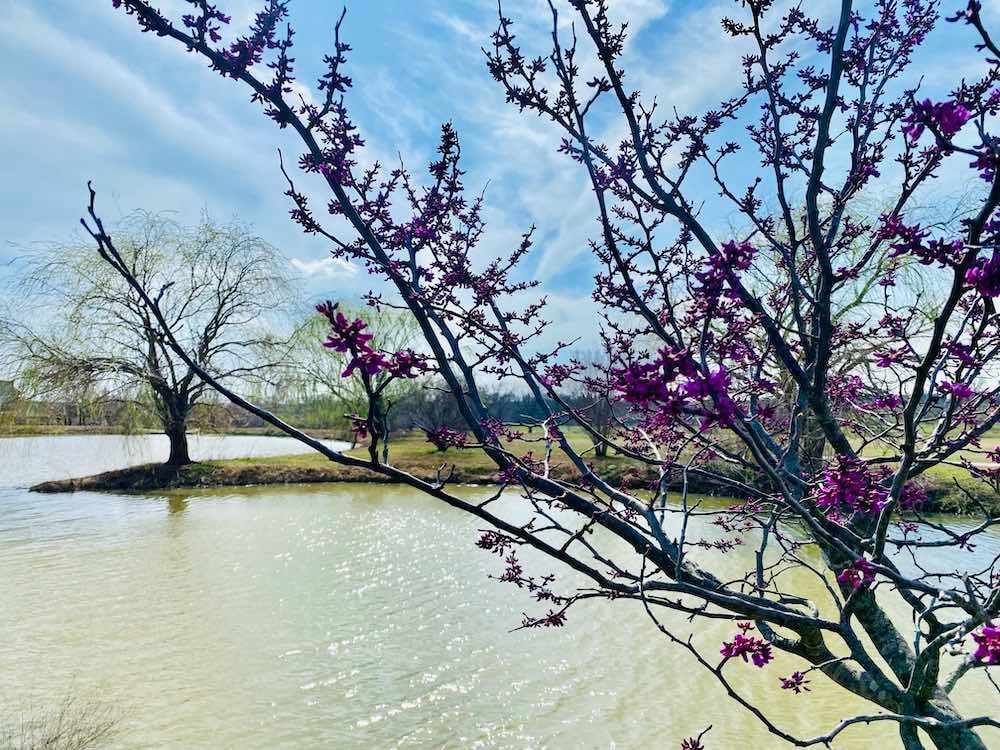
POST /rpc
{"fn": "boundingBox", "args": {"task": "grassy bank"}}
[0,424,354,440]
[29,430,994,512]
[32,431,654,493]
[0,424,151,437]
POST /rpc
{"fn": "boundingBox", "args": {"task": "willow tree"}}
[3,212,289,464]
[86,1,1000,747]
[279,304,423,440]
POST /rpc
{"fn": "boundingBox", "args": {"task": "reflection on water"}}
[0,440,997,749]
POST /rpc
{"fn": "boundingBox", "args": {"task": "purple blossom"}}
[425,426,467,452]
[720,627,774,668]
[540,363,577,388]
[939,380,975,399]
[612,347,696,405]
[684,367,739,427]
[695,239,756,298]
[879,214,962,266]
[875,348,907,368]
[347,414,369,441]
[837,557,876,590]
[318,303,373,353]
[386,349,427,379]
[899,482,928,511]
[970,144,999,182]
[865,393,903,410]
[966,252,1000,296]
[972,622,1000,664]
[947,342,982,368]
[779,671,811,693]
[815,456,889,515]
[902,99,970,143]
[317,302,419,379]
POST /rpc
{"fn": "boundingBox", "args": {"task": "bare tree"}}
[1,212,290,465]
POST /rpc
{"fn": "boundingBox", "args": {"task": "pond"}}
[0,437,996,748]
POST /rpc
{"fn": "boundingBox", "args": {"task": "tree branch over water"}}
[82,1,1000,746]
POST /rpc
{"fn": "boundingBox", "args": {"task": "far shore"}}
[25,431,995,515]
[0,424,351,440]
[29,431,746,498]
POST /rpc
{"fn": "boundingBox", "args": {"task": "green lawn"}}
[214,426,643,484]
[215,425,996,512]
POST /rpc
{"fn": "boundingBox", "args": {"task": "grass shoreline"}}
[28,432,994,514]
[0,425,351,440]
[30,431,748,497]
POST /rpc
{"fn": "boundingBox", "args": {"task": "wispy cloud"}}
[4,3,267,172]
[2,0,993,318]
[290,257,358,279]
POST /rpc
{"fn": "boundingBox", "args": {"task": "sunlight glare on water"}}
[0,438,997,749]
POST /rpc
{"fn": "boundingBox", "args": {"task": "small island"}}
[27,429,990,515]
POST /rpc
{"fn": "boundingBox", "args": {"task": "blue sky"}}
[1,0,998,330]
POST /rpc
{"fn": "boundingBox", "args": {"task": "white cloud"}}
[290,256,358,279]
[3,2,274,176]
[432,12,484,43]
[0,108,113,151]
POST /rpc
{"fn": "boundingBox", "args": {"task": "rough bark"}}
[165,417,191,466]
[799,410,827,476]
[924,693,988,750]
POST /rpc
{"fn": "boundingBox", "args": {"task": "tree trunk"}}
[165,418,192,466]
[924,693,988,750]
[926,726,987,750]
[800,410,827,476]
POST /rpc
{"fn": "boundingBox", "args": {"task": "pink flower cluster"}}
[346,414,368,440]
[970,144,999,182]
[317,302,427,379]
[219,5,284,76]
[815,456,889,515]
[814,456,927,517]
[939,380,975,399]
[966,252,1000,297]
[683,367,739,427]
[181,5,230,44]
[972,622,1000,664]
[425,426,467,451]
[612,348,738,427]
[539,363,579,388]
[497,453,545,484]
[779,671,811,693]
[695,239,756,298]
[720,624,773,668]
[874,347,907,368]
[613,346,697,405]
[837,557,876,589]
[899,482,928,511]
[865,393,903,410]
[879,214,963,267]
[902,98,971,143]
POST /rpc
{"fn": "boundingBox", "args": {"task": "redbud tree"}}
[85,1,1000,747]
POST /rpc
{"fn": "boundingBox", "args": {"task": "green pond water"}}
[0,436,997,749]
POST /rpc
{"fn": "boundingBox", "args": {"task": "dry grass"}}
[0,693,120,750]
